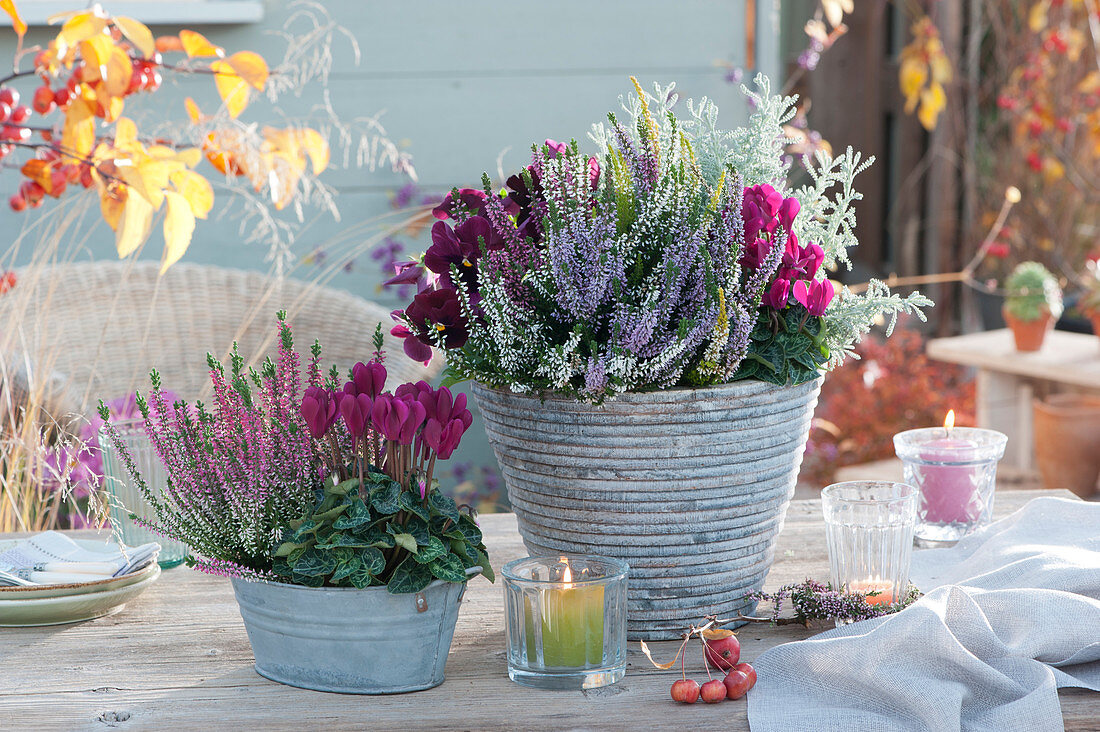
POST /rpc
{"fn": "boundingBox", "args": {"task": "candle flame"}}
[562,563,572,588]
[944,409,955,433]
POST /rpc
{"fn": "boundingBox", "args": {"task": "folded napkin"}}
[0,531,160,586]
[748,497,1100,732]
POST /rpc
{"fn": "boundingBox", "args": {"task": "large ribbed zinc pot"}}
[473,378,821,641]
[231,576,467,693]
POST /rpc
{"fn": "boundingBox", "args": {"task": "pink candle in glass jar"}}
[916,411,980,524]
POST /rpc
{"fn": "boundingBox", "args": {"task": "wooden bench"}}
[927,329,1100,472]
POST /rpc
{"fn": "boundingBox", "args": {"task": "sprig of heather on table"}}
[388,75,932,401]
[745,579,921,625]
[99,312,318,579]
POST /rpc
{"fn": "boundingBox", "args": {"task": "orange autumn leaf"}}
[1,0,26,37]
[210,58,250,118]
[99,187,126,230]
[639,640,681,670]
[113,16,154,58]
[20,159,53,194]
[155,35,184,54]
[179,29,224,58]
[184,97,204,122]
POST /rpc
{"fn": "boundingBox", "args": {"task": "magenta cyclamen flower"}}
[338,392,373,443]
[301,386,338,439]
[762,278,791,310]
[423,417,466,460]
[372,393,427,445]
[793,279,835,316]
[780,234,826,281]
[738,238,771,270]
[348,361,387,399]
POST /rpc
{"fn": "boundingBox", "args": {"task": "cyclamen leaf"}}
[359,547,386,575]
[290,572,324,588]
[326,478,360,497]
[428,492,460,522]
[311,502,348,523]
[399,491,430,522]
[333,501,372,530]
[455,514,483,545]
[387,559,432,594]
[404,517,432,545]
[475,548,495,583]
[392,532,418,555]
[292,548,338,577]
[330,557,361,583]
[348,565,376,589]
[316,532,370,550]
[370,482,401,514]
[429,552,468,583]
[412,536,447,564]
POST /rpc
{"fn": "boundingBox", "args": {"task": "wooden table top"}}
[927,328,1100,389]
[1,489,1094,731]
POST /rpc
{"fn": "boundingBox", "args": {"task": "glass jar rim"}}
[501,554,629,585]
[821,481,918,505]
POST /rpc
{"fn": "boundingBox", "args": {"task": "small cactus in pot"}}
[1003,261,1062,351]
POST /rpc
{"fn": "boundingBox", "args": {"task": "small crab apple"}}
[732,662,757,689]
[0,87,18,108]
[670,678,700,704]
[32,86,54,114]
[723,665,756,700]
[10,105,30,124]
[8,193,25,212]
[700,679,727,703]
[702,629,740,670]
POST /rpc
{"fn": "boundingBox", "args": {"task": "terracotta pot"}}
[1033,394,1100,498]
[1003,307,1053,351]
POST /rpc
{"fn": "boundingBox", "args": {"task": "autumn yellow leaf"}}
[155,35,184,54]
[99,188,125,230]
[61,98,95,157]
[211,59,250,118]
[115,193,154,258]
[81,39,133,98]
[160,191,195,274]
[179,29,224,58]
[170,169,214,219]
[918,82,947,131]
[113,16,154,59]
[227,51,268,90]
[114,117,138,149]
[297,128,329,174]
[1028,0,1049,32]
[639,640,681,670]
[1041,157,1065,183]
[55,12,108,57]
[899,58,927,113]
[1,0,26,37]
[184,97,204,122]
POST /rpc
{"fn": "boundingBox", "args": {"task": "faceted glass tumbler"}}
[822,481,918,621]
[502,555,628,690]
[893,427,1008,547]
[98,420,187,568]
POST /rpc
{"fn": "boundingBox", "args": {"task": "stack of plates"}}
[0,538,161,626]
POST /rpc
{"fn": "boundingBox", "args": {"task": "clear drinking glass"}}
[893,427,1008,547]
[502,555,628,690]
[822,481,918,623]
[98,419,187,568]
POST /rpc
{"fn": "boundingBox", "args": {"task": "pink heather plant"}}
[99,312,319,579]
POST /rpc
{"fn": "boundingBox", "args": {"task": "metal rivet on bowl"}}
[415,592,428,612]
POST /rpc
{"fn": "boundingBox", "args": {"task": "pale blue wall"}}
[1,0,778,506]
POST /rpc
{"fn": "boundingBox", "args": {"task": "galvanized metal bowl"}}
[231,576,469,693]
[473,378,822,641]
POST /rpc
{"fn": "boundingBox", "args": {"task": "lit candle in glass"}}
[916,411,980,524]
[504,555,628,690]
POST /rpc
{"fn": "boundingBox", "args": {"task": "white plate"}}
[0,564,161,626]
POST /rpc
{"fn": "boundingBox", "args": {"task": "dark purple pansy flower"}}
[384,260,426,288]
[432,188,488,221]
[404,288,470,349]
[390,322,434,365]
[762,278,791,310]
[300,386,338,439]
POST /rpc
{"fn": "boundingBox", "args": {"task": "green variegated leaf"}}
[333,499,372,530]
[475,548,494,583]
[331,557,361,583]
[370,481,401,514]
[391,532,418,555]
[412,536,447,564]
[387,558,432,594]
[359,546,386,575]
[326,477,360,496]
[290,572,325,587]
[405,516,432,545]
[428,491,460,521]
[399,490,430,521]
[292,547,338,577]
[455,514,483,545]
[429,552,468,583]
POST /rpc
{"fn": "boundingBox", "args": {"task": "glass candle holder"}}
[893,427,1008,547]
[822,481,918,624]
[502,555,627,690]
[98,420,188,568]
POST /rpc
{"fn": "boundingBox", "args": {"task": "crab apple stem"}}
[700,636,714,680]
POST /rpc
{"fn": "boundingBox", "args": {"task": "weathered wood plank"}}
[0,490,1091,731]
